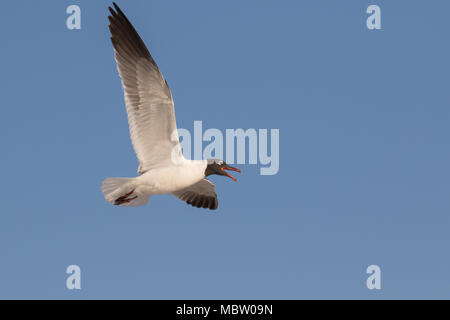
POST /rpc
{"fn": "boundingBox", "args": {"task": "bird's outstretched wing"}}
[108,3,182,174]
[172,179,219,210]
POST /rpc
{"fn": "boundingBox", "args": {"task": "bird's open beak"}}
[221,166,242,182]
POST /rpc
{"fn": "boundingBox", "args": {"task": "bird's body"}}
[103,159,207,206]
[102,3,240,210]
[139,159,207,195]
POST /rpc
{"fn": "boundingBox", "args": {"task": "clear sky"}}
[1,0,449,299]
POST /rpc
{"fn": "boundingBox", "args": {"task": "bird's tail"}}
[101,177,150,207]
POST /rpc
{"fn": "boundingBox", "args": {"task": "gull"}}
[102,3,241,210]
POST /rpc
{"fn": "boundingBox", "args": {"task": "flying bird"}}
[102,3,241,210]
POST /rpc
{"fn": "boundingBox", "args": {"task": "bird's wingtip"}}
[113,2,121,13]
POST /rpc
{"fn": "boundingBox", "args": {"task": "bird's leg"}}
[114,189,137,205]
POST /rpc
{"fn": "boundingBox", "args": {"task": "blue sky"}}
[1,0,450,299]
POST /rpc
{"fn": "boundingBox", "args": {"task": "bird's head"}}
[205,159,241,182]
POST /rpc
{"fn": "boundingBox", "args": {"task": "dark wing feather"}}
[172,179,218,210]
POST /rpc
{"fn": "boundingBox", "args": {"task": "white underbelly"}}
[138,163,205,194]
